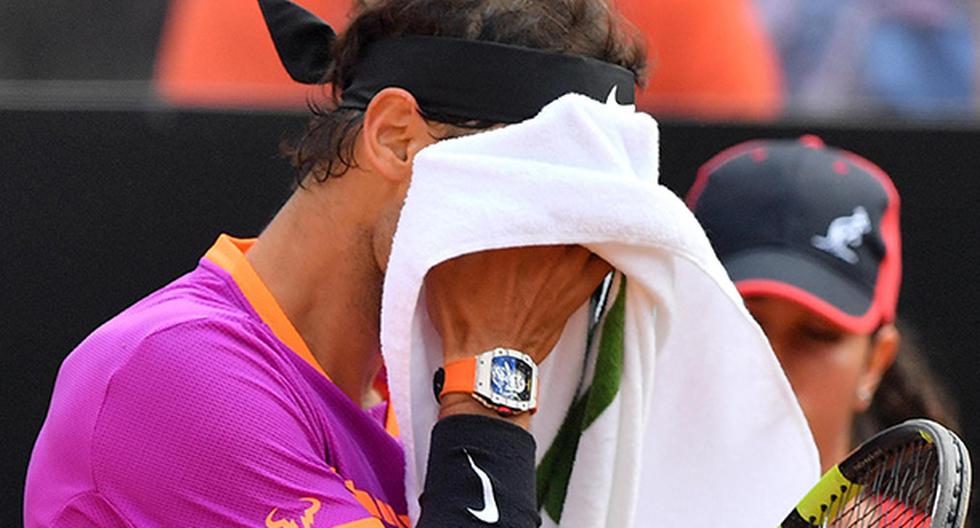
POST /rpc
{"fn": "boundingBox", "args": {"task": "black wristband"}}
[418,414,541,528]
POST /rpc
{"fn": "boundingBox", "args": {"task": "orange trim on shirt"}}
[343,479,382,518]
[204,234,329,379]
[205,234,401,439]
[384,402,400,439]
[376,501,400,526]
[374,373,399,438]
[336,519,386,528]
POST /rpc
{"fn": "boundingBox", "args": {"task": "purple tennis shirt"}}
[25,235,408,527]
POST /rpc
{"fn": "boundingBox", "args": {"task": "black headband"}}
[258,0,637,123]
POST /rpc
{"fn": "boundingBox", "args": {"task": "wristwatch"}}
[434,347,539,416]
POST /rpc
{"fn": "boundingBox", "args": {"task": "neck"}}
[247,181,385,406]
[822,427,855,472]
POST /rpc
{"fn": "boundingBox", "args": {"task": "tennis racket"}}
[781,418,971,527]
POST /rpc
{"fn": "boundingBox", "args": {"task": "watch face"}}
[490,356,533,402]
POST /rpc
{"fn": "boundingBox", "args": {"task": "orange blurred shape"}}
[155,0,347,109]
[617,0,783,121]
[155,0,782,120]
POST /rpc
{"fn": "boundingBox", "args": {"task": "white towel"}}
[379,93,820,527]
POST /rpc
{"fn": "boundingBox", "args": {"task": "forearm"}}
[418,245,608,527]
[416,409,540,528]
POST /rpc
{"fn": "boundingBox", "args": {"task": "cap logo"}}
[811,206,872,264]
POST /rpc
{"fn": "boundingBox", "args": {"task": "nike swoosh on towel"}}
[465,450,500,524]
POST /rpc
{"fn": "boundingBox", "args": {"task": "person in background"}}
[755,0,975,118]
[687,135,959,470]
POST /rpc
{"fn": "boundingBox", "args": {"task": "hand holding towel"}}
[380,93,820,527]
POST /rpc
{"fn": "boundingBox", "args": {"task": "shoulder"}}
[67,262,283,386]
[98,314,304,436]
[89,268,314,460]
[85,264,317,451]
[89,317,331,523]
[86,321,394,528]
[95,265,262,352]
[44,266,293,454]
[68,264,248,351]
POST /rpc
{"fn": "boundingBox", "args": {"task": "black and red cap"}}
[687,135,902,334]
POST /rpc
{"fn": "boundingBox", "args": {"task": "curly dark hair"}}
[285,0,647,184]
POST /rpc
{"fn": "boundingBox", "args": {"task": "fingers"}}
[547,248,613,321]
[583,252,613,286]
[566,246,613,292]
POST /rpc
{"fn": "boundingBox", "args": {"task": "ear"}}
[359,88,435,183]
[854,323,900,412]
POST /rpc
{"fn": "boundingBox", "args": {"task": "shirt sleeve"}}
[89,319,385,528]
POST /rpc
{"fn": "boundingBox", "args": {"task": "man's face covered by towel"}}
[250,0,644,407]
[279,0,648,269]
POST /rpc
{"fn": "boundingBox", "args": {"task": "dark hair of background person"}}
[284,0,647,183]
[854,319,961,444]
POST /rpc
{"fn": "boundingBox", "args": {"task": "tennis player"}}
[688,136,959,471]
[23,1,644,526]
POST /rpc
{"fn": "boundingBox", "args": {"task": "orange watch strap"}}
[439,356,477,399]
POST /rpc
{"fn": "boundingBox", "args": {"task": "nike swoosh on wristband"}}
[465,450,500,524]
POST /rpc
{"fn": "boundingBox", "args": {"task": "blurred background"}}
[3,0,979,525]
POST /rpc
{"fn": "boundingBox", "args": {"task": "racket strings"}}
[812,439,938,527]
[856,443,937,527]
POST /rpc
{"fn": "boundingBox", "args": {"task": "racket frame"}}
[780,418,971,528]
